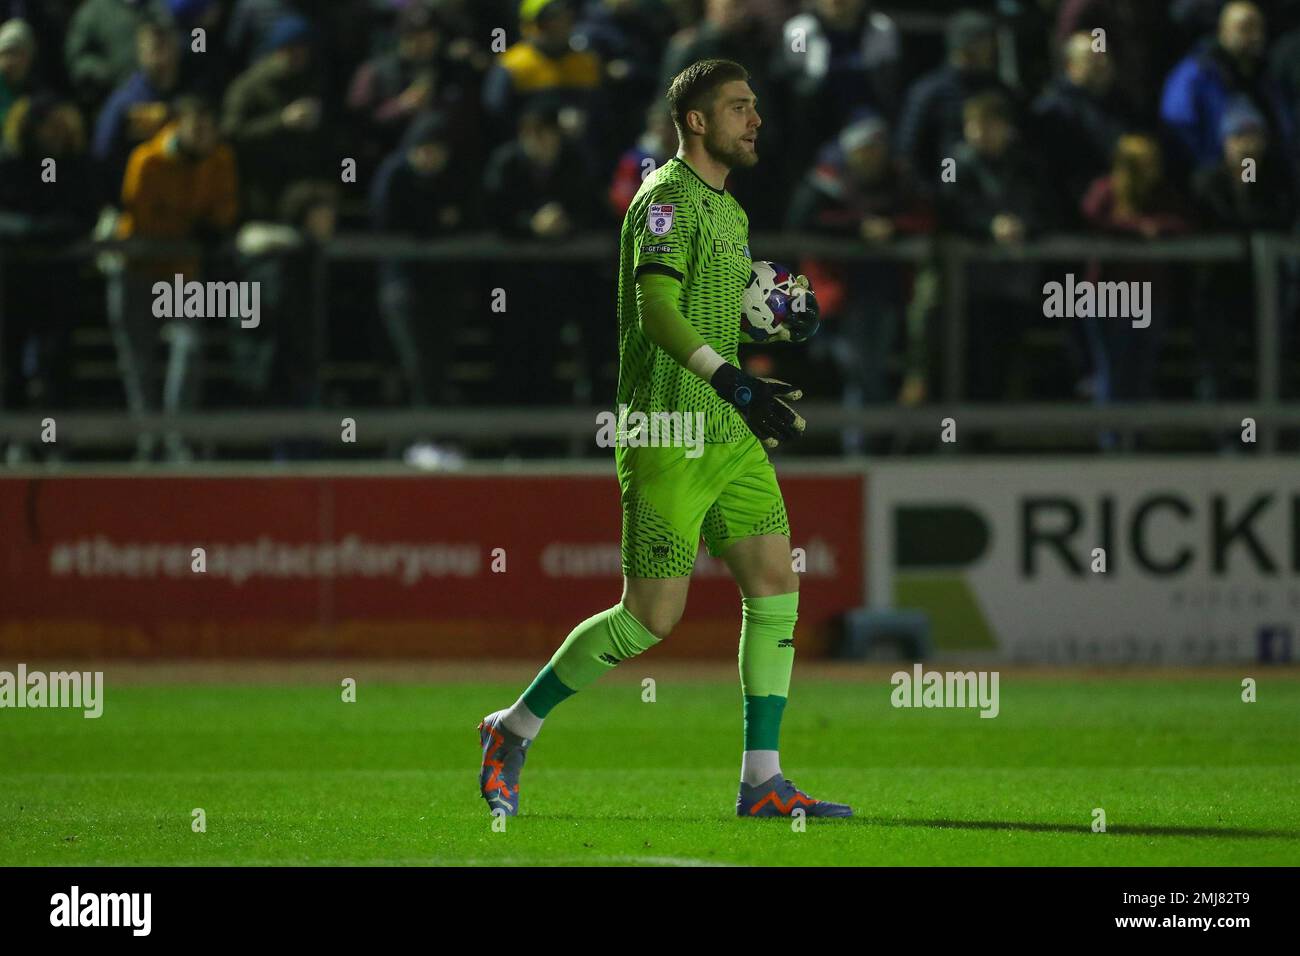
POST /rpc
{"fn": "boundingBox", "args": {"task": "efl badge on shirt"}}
[647,204,674,235]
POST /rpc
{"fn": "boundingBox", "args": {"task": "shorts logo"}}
[648,204,674,235]
[650,542,671,562]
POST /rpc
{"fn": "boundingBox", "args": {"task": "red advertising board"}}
[0,472,864,658]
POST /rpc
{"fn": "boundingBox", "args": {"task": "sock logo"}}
[777,638,794,648]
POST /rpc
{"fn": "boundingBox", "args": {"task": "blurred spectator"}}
[774,0,901,182]
[937,91,1059,400]
[221,13,327,219]
[0,18,35,129]
[786,114,932,449]
[347,0,477,161]
[660,0,784,223]
[1192,103,1297,231]
[371,111,478,407]
[0,0,77,94]
[607,101,677,217]
[0,94,95,414]
[1269,20,1300,149]
[1191,104,1297,400]
[483,0,603,149]
[224,0,297,71]
[166,0,227,95]
[1080,133,1193,405]
[1160,1,1292,174]
[92,17,183,201]
[576,0,674,168]
[484,98,603,402]
[0,94,97,238]
[484,97,603,239]
[111,95,238,459]
[65,0,171,108]
[1054,0,1175,115]
[234,179,338,412]
[895,9,1016,184]
[1033,30,1137,219]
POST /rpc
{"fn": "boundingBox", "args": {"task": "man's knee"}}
[622,587,686,641]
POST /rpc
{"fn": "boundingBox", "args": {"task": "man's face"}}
[177,111,218,155]
[520,116,562,166]
[0,45,33,85]
[1225,128,1266,168]
[958,35,996,73]
[400,28,439,63]
[275,43,311,74]
[965,114,1011,157]
[139,30,179,87]
[847,140,888,180]
[304,204,336,242]
[707,0,748,31]
[408,141,449,175]
[1066,35,1112,94]
[1220,3,1265,62]
[537,10,575,49]
[35,107,84,157]
[817,0,863,28]
[700,79,760,170]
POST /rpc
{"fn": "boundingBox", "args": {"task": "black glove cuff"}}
[710,364,752,409]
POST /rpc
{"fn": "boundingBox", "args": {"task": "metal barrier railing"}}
[0,231,1297,453]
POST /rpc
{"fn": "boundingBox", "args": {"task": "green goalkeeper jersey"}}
[616,155,752,445]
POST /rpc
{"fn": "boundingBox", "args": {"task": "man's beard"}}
[703,128,757,170]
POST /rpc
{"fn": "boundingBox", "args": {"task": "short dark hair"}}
[666,58,750,137]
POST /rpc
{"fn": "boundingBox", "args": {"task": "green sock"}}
[520,603,661,718]
[738,591,799,751]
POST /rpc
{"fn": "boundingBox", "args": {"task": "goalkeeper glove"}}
[710,364,805,446]
[771,275,821,343]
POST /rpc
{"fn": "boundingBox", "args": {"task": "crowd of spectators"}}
[1,0,1299,459]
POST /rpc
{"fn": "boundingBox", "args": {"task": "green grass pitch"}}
[2,671,1298,866]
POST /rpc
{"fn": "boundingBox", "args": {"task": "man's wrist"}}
[687,343,727,381]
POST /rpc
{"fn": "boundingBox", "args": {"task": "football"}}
[740,260,815,342]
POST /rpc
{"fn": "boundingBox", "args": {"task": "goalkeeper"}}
[478,58,851,819]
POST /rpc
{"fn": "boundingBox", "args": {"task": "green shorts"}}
[616,435,791,578]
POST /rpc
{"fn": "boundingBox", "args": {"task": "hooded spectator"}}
[371,111,478,408]
[222,13,328,219]
[65,0,171,107]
